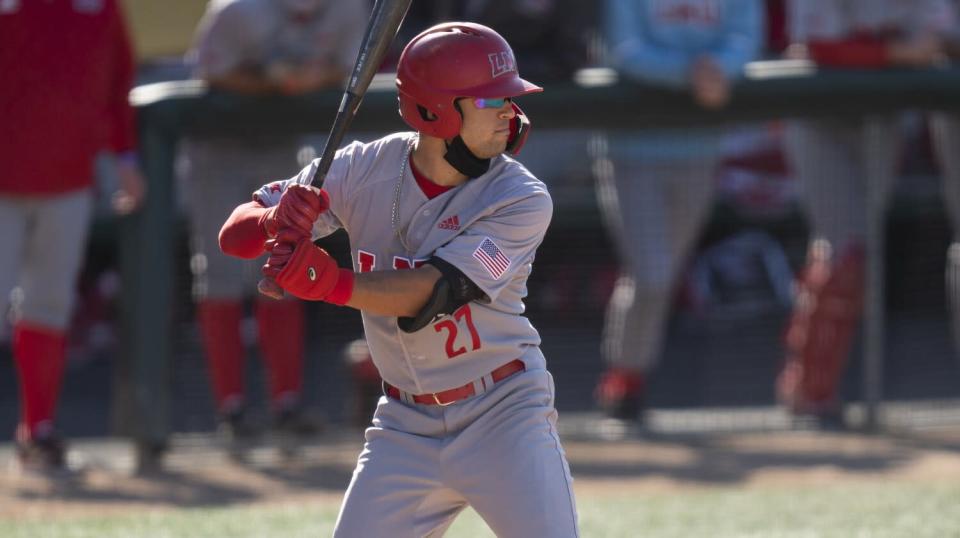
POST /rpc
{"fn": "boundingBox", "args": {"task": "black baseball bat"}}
[259,0,412,299]
[309,0,412,187]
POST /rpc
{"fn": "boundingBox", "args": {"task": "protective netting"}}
[3,115,960,440]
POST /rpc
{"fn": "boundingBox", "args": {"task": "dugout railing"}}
[124,61,960,458]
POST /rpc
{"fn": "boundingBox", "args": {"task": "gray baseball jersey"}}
[255,131,553,393]
[255,132,579,537]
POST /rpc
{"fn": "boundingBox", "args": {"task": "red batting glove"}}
[262,232,354,305]
[258,184,330,238]
[262,228,309,273]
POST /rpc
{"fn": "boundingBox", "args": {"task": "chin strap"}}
[443,135,491,178]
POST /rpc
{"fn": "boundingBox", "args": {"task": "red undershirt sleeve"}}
[219,201,270,259]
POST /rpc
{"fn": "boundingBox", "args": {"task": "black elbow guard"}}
[397,256,486,333]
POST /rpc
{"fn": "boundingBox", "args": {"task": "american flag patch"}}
[473,237,511,280]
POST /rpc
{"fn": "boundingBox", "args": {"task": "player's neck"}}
[411,137,468,187]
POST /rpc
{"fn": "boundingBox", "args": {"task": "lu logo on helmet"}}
[487,52,516,79]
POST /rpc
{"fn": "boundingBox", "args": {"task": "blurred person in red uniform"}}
[183,0,367,454]
[777,0,954,426]
[0,0,146,472]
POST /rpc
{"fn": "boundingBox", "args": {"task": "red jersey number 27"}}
[434,305,481,359]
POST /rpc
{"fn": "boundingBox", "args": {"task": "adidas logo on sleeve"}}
[438,215,460,230]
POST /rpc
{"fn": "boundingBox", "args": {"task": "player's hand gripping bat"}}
[259,0,412,299]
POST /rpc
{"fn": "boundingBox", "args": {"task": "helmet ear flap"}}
[399,93,460,138]
[417,104,436,121]
[505,102,532,155]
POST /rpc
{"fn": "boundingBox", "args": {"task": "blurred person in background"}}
[593,0,763,423]
[183,0,367,454]
[776,0,954,426]
[0,0,146,473]
[930,0,960,364]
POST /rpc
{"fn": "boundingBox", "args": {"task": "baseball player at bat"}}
[219,23,580,536]
[777,0,954,424]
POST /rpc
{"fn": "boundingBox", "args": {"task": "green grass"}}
[6,481,960,538]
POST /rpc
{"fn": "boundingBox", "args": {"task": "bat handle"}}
[258,277,285,300]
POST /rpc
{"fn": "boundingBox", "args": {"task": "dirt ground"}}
[2,427,960,521]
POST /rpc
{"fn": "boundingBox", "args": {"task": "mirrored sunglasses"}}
[472,97,512,109]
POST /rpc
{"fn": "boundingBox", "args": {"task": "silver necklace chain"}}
[392,139,416,255]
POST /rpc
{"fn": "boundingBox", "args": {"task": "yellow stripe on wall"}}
[122,0,207,60]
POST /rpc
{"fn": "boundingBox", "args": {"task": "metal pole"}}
[119,122,175,469]
[862,120,889,431]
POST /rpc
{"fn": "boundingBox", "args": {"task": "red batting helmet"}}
[396,22,543,139]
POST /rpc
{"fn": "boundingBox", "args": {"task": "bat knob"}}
[258,278,285,300]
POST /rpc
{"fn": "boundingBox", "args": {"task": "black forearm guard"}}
[397,256,486,333]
